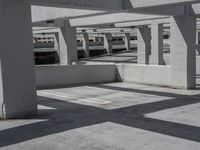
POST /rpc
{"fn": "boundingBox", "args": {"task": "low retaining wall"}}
[36,63,172,89]
[36,64,116,89]
[116,64,171,87]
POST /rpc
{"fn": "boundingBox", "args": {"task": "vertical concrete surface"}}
[196,31,200,55]
[59,20,78,65]
[150,23,164,65]
[54,32,59,52]
[104,33,113,54]
[0,0,37,118]
[137,26,151,64]
[124,33,131,50]
[170,5,196,89]
[82,32,90,58]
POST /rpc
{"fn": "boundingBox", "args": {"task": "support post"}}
[59,20,78,65]
[170,5,196,89]
[82,32,90,58]
[0,0,37,118]
[196,31,200,55]
[150,23,164,65]
[124,33,131,51]
[104,33,113,54]
[137,26,151,64]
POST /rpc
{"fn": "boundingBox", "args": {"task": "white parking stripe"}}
[37,91,112,105]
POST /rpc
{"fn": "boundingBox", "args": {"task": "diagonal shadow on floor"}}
[0,85,200,147]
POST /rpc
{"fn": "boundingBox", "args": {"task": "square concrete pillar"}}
[124,33,131,51]
[150,23,164,65]
[104,33,113,54]
[196,31,200,55]
[170,6,196,89]
[0,0,37,118]
[82,32,90,58]
[54,32,59,52]
[59,20,78,65]
[137,26,151,64]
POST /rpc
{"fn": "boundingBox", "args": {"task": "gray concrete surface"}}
[170,14,196,89]
[1,82,200,149]
[0,0,37,119]
[35,64,116,89]
[117,64,171,86]
[59,21,78,65]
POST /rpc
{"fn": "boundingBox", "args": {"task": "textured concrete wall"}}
[36,64,116,89]
[117,64,171,86]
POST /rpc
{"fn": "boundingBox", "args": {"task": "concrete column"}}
[137,26,151,64]
[170,6,196,89]
[150,23,164,65]
[82,32,90,58]
[59,20,78,65]
[196,31,200,55]
[54,33,60,63]
[124,33,131,51]
[0,0,37,118]
[104,33,113,54]
[54,32,59,52]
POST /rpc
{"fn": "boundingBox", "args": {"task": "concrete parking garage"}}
[1,0,200,149]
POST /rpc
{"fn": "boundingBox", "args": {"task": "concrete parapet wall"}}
[163,55,200,75]
[36,64,116,89]
[116,64,171,87]
[36,64,172,89]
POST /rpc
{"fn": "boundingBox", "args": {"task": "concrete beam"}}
[31,6,106,23]
[131,0,199,8]
[31,0,200,12]
[30,0,200,22]
[69,13,166,27]
[115,17,170,27]
[31,6,166,26]
[0,0,37,118]
[30,0,124,11]
[31,3,200,27]
[129,5,185,16]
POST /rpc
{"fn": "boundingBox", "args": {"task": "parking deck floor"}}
[1,82,200,149]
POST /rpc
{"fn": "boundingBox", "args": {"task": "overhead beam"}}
[32,7,167,27]
[69,13,165,27]
[31,6,106,22]
[129,5,185,16]
[130,0,200,8]
[31,0,200,11]
[30,0,124,11]
[115,17,170,27]
[32,3,200,26]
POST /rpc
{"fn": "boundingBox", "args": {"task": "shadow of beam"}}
[0,84,200,147]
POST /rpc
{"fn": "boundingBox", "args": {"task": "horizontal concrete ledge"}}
[36,64,117,89]
[116,64,171,87]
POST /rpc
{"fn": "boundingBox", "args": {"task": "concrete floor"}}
[1,82,200,149]
[85,50,171,64]
[83,44,170,64]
